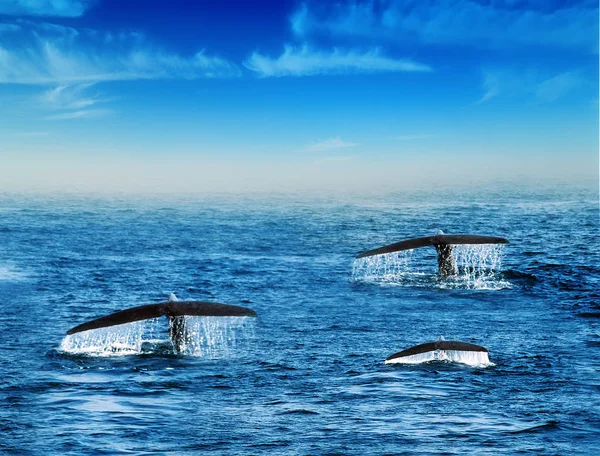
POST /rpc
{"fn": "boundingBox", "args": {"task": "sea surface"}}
[0,183,598,455]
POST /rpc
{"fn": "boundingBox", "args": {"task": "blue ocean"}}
[1,183,598,455]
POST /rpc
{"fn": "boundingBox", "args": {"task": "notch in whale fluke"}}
[66,301,257,336]
[356,233,508,259]
[385,340,491,366]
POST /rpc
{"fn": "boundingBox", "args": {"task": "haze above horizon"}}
[1,0,598,193]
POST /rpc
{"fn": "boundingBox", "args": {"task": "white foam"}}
[59,316,254,358]
[351,244,510,290]
[166,316,254,357]
[60,320,149,356]
[385,349,493,367]
[0,264,28,282]
[351,250,416,281]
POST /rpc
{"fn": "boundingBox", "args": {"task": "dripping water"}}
[385,349,493,368]
[59,316,255,358]
[351,244,510,289]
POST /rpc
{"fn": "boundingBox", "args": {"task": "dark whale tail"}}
[356,234,508,258]
[356,232,508,276]
[385,340,491,366]
[67,301,257,336]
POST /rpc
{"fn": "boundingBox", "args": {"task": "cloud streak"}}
[476,68,586,104]
[244,45,431,77]
[0,21,240,84]
[45,108,111,120]
[292,0,598,54]
[38,82,113,120]
[40,83,100,109]
[535,72,584,103]
[0,0,94,17]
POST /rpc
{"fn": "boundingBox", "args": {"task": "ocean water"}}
[0,184,598,454]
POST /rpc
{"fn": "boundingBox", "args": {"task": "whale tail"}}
[385,340,491,366]
[356,232,508,276]
[66,301,257,336]
[356,233,508,259]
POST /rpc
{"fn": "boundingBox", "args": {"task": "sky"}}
[0,0,598,193]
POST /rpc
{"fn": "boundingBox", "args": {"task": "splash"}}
[59,316,254,358]
[385,349,493,368]
[167,316,254,357]
[351,244,510,290]
[59,319,152,356]
[444,244,510,290]
[351,250,417,281]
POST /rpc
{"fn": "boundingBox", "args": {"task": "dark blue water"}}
[1,184,599,454]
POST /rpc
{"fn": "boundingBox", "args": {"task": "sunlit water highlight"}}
[60,316,255,357]
[351,244,510,289]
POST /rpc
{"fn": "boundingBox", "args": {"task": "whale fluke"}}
[385,340,491,366]
[356,234,508,259]
[66,301,257,336]
[356,232,508,276]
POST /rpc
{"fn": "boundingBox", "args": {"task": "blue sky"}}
[0,0,598,193]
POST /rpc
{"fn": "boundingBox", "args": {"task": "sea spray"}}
[443,244,510,290]
[453,244,504,279]
[352,244,509,289]
[351,250,415,281]
[59,316,254,357]
[60,319,150,356]
[385,349,493,367]
[168,316,255,357]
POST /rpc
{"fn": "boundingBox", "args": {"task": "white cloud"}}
[0,0,94,17]
[535,72,583,102]
[305,137,358,152]
[0,23,22,32]
[476,68,585,104]
[476,72,501,104]
[244,45,431,77]
[38,83,111,120]
[40,83,99,109]
[45,108,111,120]
[292,0,598,54]
[0,21,240,84]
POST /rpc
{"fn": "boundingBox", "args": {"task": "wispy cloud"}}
[0,0,94,18]
[292,0,598,54]
[535,71,584,103]
[476,68,586,104]
[476,72,501,104]
[45,108,111,120]
[0,23,22,32]
[305,137,358,152]
[38,83,112,120]
[0,20,240,84]
[244,45,431,77]
[40,83,100,109]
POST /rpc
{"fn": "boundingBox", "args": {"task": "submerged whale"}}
[66,299,257,352]
[385,340,491,366]
[356,231,509,276]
